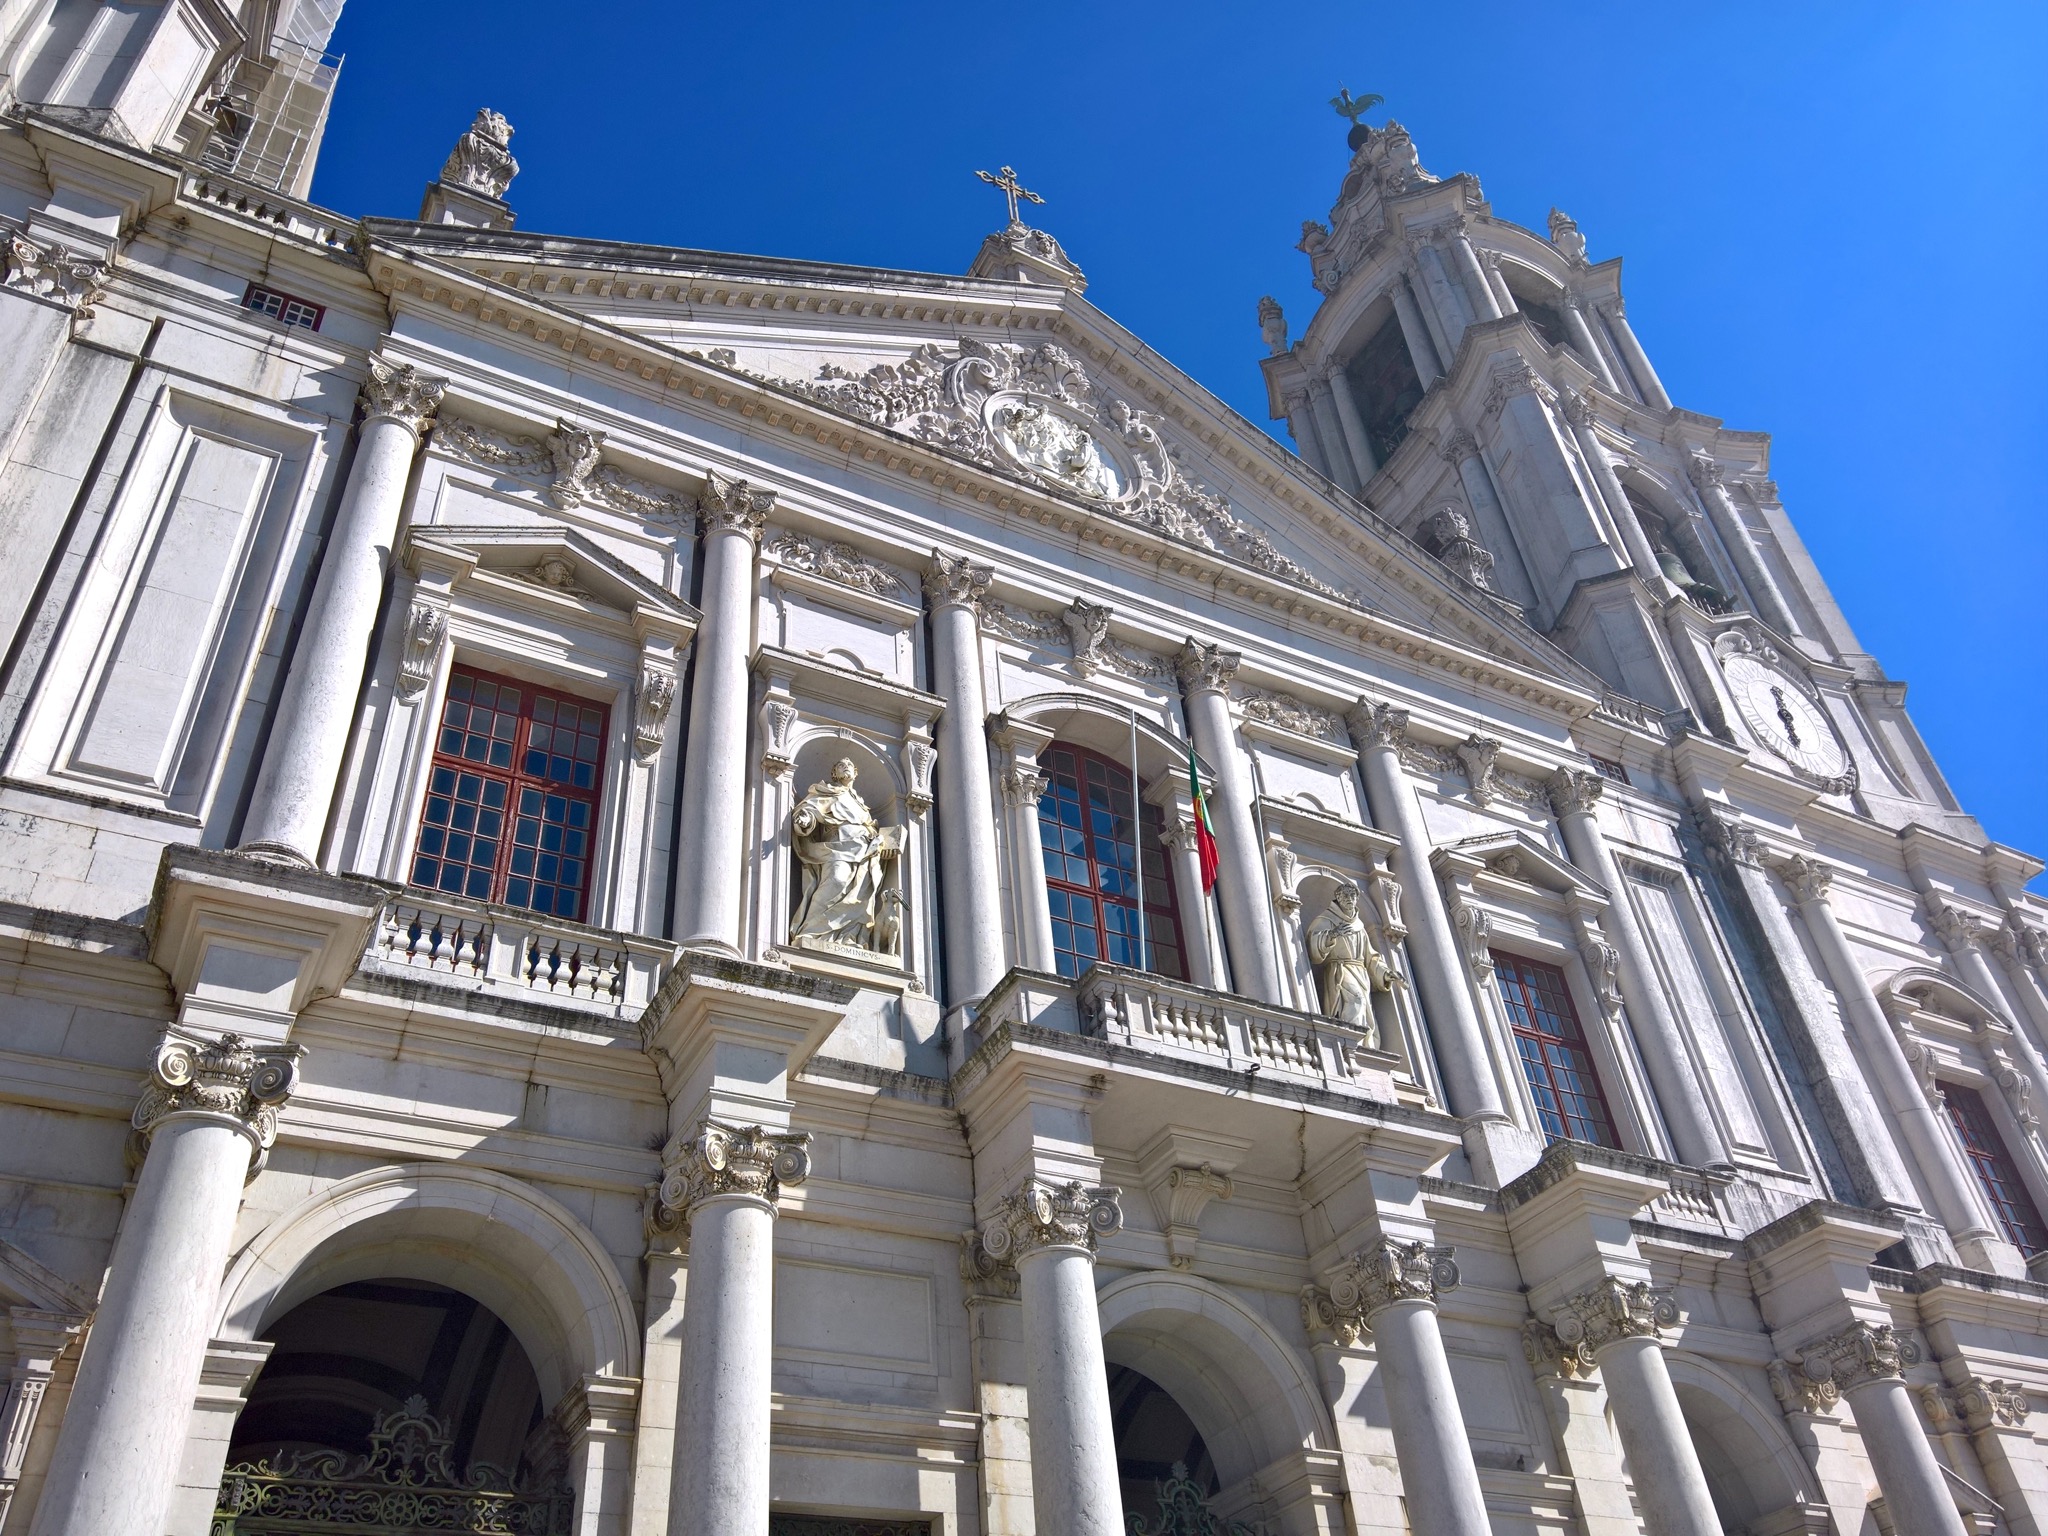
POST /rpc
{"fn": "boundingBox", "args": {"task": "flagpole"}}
[1129,707,1147,973]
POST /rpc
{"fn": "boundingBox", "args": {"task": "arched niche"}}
[1097,1272,1334,1502]
[1662,1360,1816,1530]
[215,1163,640,1408]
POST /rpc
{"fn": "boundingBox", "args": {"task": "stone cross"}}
[975,164,1043,227]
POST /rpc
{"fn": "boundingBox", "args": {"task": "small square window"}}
[241,283,325,332]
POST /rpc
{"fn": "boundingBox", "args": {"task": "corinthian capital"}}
[1558,387,1596,429]
[1794,1320,1919,1395]
[1175,637,1241,695]
[3,232,112,317]
[652,1121,811,1231]
[1692,803,1762,867]
[980,1179,1122,1261]
[360,356,447,437]
[1774,854,1834,905]
[699,470,776,540]
[923,548,993,610]
[1551,1277,1678,1354]
[1546,766,1605,819]
[1325,1238,1459,1329]
[1437,428,1480,465]
[1345,698,1409,753]
[1685,451,1725,491]
[131,1028,301,1152]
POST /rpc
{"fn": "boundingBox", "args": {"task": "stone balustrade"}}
[366,894,668,1012]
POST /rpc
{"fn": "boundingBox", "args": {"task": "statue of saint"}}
[1306,884,1389,1045]
[790,759,903,953]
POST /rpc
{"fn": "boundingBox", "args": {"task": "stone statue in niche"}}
[1306,884,1390,1044]
[790,759,905,954]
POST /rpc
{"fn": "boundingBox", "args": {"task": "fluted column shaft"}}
[674,475,772,951]
[30,1033,297,1536]
[243,359,443,862]
[926,554,1006,1004]
[1325,367,1378,482]
[983,1184,1125,1536]
[1348,703,1505,1122]
[1685,455,1801,636]
[1779,859,2000,1251]
[1306,378,1359,493]
[1177,643,1284,1004]
[1549,771,1728,1167]
[656,1125,809,1536]
[1599,299,1672,411]
[1389,277,1444,388]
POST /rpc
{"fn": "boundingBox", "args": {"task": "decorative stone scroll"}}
[763,532,911,601]
[1921,1377,2032,1432]
[1767,1322,1921,1418]
[979,1179,1123,1261]
[1236,684,1343,742]
[633,662,676,762]
[362,356,446,438]
[1304,1239,1459,1344]
[396,601,445,702]
[761,337,1342,598]
[131,1028,300,1152]
[651,1122,811,1236]
[1550,1278,1679,1354]
[2,232,111,317]
[431,414,694,523]
[1523,1318,1597,1380]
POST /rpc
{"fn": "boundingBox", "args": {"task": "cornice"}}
[361,238,1599,723]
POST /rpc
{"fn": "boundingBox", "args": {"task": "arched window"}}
[1037,744,1183,982]
[1944,1084,2048,1255]
[1494,953,1619,1148]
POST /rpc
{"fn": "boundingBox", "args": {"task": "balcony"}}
[967,964,1426,1109]
[361,892,670,1018]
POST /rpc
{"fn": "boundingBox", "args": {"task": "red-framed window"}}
[1494,953,1620,1148]
[1036,743,1183,982]
[1945,1084,2048,1255]
[409,666,609,921]
[242,283,324,331]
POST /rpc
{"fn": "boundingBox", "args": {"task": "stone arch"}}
[787,726,907,817]
[1876,965,2005,1031]
[1661,1356,1816,1528]
[998,692,1208,788]
[215,1163,640,1406]
[1096,1271,1335,1491]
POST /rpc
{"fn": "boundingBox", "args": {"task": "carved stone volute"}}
[980,1179,1122,1261]
[361,356,446,438]
[652,1121,811,1232]
[1550,1278,1678,1354]
[131,1027,301,1153]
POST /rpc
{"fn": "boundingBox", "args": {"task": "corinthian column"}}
[243,357,444,863]
[674,472,774,951]
[28,1031,299,1536]
[925,552,1005,1004]
[1684,452,1801,637]
[980,1181,1125,1536]
[1306,378,1360,493]
[1310,1241,1489,1536]
[652,1122,811,1536]
[1776,855,2011,1269]
[1556,390,1666,588]
[1388,276,1444,388]
[1596,297,1672,411]
[1548,770,1728,1168]
[1443,221,1503,323]
[1791,1322,1965,1536]
[1176,640,1284,1004]
[1346,701,1508,1136]
[1541,1280,1720,1536]
[1557,290,1618,389]
[1325,366,1378,482]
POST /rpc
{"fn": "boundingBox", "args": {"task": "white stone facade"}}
[0,11,2043,1536]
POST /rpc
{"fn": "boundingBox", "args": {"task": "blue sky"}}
[309,2,2047,878]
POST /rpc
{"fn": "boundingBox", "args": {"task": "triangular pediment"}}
[363,222,1601,709]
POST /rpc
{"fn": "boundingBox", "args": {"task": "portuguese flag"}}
[1185,742,1220,894]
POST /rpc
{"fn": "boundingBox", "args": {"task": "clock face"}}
[1721,654,1850,782]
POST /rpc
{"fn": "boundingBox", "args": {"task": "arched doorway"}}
[1669,1377,1814,1532]
[1109,1364,1220,1521]
[216,1279,572,1535]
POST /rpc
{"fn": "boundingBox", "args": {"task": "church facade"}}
[0,7,2044,1536]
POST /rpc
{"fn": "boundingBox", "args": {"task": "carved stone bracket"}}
[633,662,677,763]
[1153,1164,1233,1271]
[431,415,694,523]
[651,1121,811,1234]
[1550,1278,1679,1354]
[131,1027,301,1154]
[905,740,937,817]
[1448,894,1494,983]
[396,600,446,703]
[1456,734,1502,806]
[760,697,798,780]
[2,232,112,318]
[980,1179,1122,1261]
[362,356,447,438]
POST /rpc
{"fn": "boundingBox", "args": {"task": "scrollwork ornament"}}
[361,356,446,438]
[980,1179,1122,1260]
[131,1028,301,1152]
[1550,1278,1679,1353]
[632,663,676,762]
[396,601,445,702]
[1322,1239,1459,1334]
[1954,1377,2032,1430]
[1789,1320,1919,1399]
[1524,1318,1598,1380]
[653,1122,811,1229]
[3,232,112,318]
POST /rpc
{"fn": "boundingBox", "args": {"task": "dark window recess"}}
[1036,743,1183,982]
[770,1520,932,1536]
[1495,953,1620,1148]
[1344,309,1426,465]
[409,666,608,921]
[242,283,324,331]
[1516,294,1572,352]
[1945,1084,2048,1255]
[1588,754,1632,786]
